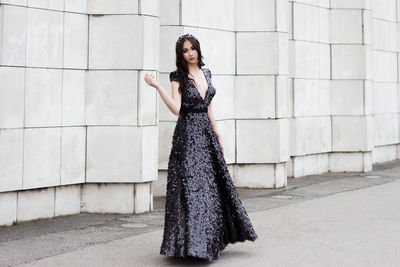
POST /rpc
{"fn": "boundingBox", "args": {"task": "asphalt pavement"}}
[1,160,400,267]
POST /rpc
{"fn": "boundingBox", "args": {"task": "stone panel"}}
[196,28,235,75]
[65,0,87,13]
[290,116,331,155]
[235,0,275,31]
[373,82,398,114]
[212,75,235,120]
[141,126,158,182]
[0,192,17,226]
[159,0,179,25]
[330,80,364,115]
[17,187,55,221]
[62,70,86,126]
[276,75,290,118]
[89,15,143,69]
[329,152,372,172]
[372,144,398,163]
[26,8,63,68]
[234,75,275,119]
[25,68,62,127]
[143,16,160,70]
[61,127,86,185]
[86,126,141,182]
[63,12,88,69]
[23,127,61,189]
[215,120,235,164]
[237,32,279,75]
[372,18,397,52]
[81,183,134,213]
[374,113,399,146]
[293,3,330,43]
[85,70,138,126]
[232,164,275,188]
[294,79,330,116]
[372,50,397,82]
[158,121,175,169]
[236,119,289,163]
[138,70,158,126]
[55,184,81,216]
[0,67,25,128]
[330,9,362,44]
[371,0,396,21]
[292,153,329,178]
[27,0,64,11]
[140,0,159,16]
[87,0,138,14]
[181,0,234,31]
[290,40,330,79]
[331,45,370,80]
[134,182,151,213]
[0,5,27,66]
[332,115,373,151]
[331,0,370,9]
[159,26,183,73]
[0,129,23,192]
[293,0,330,8]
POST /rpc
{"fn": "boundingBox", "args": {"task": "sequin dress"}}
[160,67,258,261]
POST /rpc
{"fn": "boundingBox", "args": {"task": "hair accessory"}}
[175,33,199,48]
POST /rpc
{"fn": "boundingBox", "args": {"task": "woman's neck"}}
[187,63,200,73]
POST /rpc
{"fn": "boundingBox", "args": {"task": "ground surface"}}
[1,160,400,267]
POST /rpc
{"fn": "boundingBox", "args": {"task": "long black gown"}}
[160,67,258,261]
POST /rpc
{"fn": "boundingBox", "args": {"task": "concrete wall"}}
[155,0,290,195]
[0,0,157,226]
[1,0,400,225]
[370,0,400,163]
[155,0,400,195]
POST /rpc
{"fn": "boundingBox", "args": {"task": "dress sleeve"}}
[169,71,179,82]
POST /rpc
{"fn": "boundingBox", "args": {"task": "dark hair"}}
[174,34,205,96]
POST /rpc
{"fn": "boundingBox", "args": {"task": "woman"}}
[144,33,257,261]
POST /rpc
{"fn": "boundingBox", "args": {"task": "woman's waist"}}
[179,104,208,114]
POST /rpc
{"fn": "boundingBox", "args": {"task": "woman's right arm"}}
[144,73,181,116]
[155,80,181,116]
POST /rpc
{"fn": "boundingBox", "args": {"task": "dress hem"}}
[160,234,258,262]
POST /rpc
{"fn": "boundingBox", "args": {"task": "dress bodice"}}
[169,68,216,115]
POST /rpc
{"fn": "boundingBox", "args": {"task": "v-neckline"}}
[189,68,209,102]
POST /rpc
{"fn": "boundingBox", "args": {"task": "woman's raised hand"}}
[144,72,160,89]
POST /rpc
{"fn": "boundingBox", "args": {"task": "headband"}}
[175,33,199,48]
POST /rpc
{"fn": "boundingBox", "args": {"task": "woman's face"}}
[182,40,198,64]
